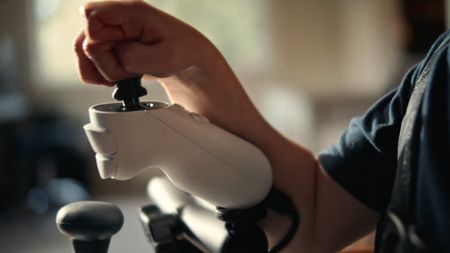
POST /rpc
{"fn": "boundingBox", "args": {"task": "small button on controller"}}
[190,112,210,123]
[190,112,203,122]
[173,103,185,110]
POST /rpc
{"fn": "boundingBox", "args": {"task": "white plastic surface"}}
[84,102,273,209]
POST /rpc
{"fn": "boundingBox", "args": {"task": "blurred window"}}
[32,0,270,87]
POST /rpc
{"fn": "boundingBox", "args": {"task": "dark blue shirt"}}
[319,31,450,252]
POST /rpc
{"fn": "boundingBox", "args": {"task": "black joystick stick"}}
[56,201,124,253]
[112,76,148,111]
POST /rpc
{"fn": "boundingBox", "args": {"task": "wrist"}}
[159,38,269,136]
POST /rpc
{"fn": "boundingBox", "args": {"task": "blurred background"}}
[0,0,445,252]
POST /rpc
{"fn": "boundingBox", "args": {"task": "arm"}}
[75,1,379,251]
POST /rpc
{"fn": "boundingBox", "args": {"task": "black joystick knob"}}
[56,201,124,253]
[112,76,147,111]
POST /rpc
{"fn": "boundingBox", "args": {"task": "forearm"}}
[255,130,379,252]
[159,45,379,252]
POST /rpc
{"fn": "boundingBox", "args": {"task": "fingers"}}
[81,0,151,43]
[76,1,192,82]
[73,30,113,86]
[85,14,126,43]
[78,1,161,81]
[115,41,189,78]
[83,38,136,82]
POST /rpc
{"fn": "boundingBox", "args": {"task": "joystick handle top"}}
[56,201,124,253]
[112,76,147,111]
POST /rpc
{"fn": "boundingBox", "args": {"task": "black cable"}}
[265,187,301,253]
[268,209,300,253]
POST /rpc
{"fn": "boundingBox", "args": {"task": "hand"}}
[75,0,213,85]
[75,0,267,136]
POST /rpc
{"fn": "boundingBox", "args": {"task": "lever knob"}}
[112,76,147,111]
[56,201,124,253]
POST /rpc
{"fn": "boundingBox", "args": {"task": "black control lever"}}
[56,201,124,253]
[112,76,147,111]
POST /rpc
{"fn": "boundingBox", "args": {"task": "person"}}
[74,1,449,252]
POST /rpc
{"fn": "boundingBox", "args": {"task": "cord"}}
[265,187,301,253]
[268,209,300,253]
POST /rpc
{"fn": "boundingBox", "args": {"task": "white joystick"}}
[83,77,273,209]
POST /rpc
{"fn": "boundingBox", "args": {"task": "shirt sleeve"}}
[318,65,422,212]
[319,31,450,212]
